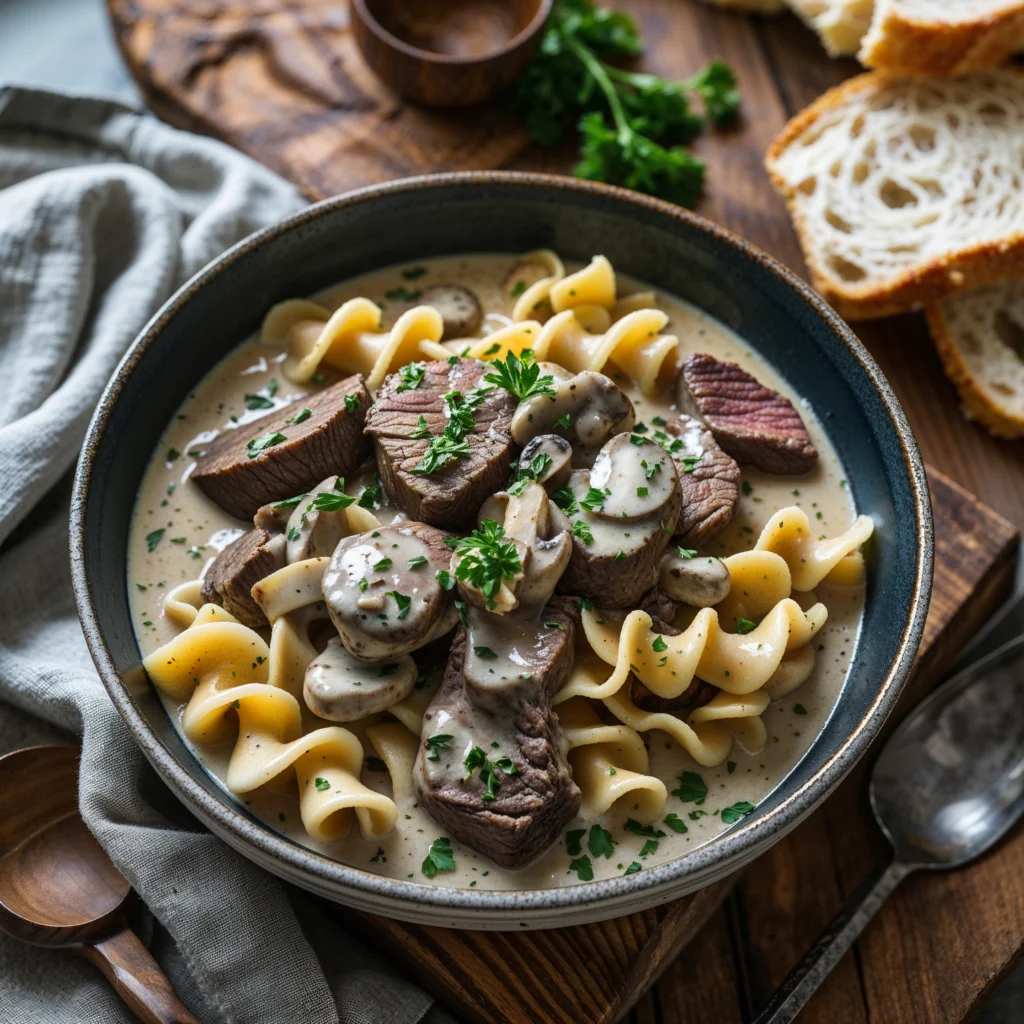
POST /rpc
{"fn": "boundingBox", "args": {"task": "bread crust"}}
[765,71,1024,322]
[926,301,1024,439]
[860,3,1024,77]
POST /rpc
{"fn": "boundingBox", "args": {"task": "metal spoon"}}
[754,634,1024,1023]
[0,745,198,1024]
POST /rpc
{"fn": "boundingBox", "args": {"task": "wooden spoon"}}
[0,745,198,1024]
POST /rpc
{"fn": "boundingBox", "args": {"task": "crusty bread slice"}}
[927,281,1024,438]
[766,71,1024,321]
[860,1,1024,76]
[785,0,875,56]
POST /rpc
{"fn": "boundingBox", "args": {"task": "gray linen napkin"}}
[0,86,450,1024]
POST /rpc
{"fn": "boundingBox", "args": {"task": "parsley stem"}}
[564,35,632,143]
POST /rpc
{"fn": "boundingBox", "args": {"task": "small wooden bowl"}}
[351,0,552,108]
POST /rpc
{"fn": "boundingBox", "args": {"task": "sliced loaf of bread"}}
[860,2,1024,76]
[785,0,875,56]
[927,282,1024,438]
[766,71,1024,320]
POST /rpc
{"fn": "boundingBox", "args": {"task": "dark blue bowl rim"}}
[70,171,933,913]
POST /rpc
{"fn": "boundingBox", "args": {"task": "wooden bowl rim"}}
[351,0,554,67]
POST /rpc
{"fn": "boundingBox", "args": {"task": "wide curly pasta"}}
[558,697,667,821]
[144,602,397,842]
[538,307,679,396]
[755,507,874,591]
[261,297,450,389]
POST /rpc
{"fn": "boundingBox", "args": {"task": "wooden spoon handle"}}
[79,925,199,1024]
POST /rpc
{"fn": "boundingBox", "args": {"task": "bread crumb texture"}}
[928,282,1024,439]
[766,71,1024,320]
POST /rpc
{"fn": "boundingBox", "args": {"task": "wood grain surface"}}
[107,1,1024,1019]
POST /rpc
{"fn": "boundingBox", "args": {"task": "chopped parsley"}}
[572,520,594,544]
[614,551,626,563]
[385,286,422,301]
[450,519,522,610]
[652,635,668,653]
[463,746,516,800]
[373,557,393,571]
[663,813,688,834]
[408,555,428,569]
[483,349,556,402]
[734,617,757,635]
[676,547,697,559]
[358,474,383,509]
[721,801,756,824]
[273,493,307,509]
[413,389,488,475]
[145,529,165,552]
[794,703,808,716]
[588,825,616,858]
[639,839,659,857]
[308,489,357,512]
[671,770,707,805]
[624,819,666,839]
[370,848,387,863]
[474,646,498,659]
[742,479,753,496]
[434,569,455,591]
[244,392,275,410]
[568,855,594,881]
[555,412,572,429]
[284,407,311,425]
[395,362,426,393]
[580,487,606,512]
[314,777,330,791]
[246,431,287,459]
[386,591,411,619]
[364,756,387,772]
[422,836,455,877]
[566,828,586,856]
[508,451,553,495]
[402,266,427,280]
[510,279,527,297]
[410,415,432,439]
[624,862,642,875]
[551,487,581,515]
[425,734,453,762]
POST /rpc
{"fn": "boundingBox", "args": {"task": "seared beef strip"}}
[678,354,818,475]
[663,414,741,546]
[192,376,372,520]
[413,600,581,869]
[200,528,285,628]
[365,358,517,529]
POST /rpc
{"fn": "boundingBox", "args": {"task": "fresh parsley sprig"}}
[464,746,517,801]
[483,350,556,403]
[507,0,740,207]
[450,519,522,610]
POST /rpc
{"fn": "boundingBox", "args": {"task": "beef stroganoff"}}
[129,252,870,887]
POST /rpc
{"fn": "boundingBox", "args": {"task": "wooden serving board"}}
[107,2,1024,1019]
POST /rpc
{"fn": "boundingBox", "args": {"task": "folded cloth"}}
[0,87,450,1024]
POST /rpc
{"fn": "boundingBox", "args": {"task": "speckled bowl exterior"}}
[71,173,932,930]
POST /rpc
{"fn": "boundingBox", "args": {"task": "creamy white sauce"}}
[126,254,864,890]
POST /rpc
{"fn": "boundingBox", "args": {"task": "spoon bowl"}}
[871,636,1024,869]
[0,745,197,1024]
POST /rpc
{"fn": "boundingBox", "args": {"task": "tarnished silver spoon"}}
[754,634,1024,1023]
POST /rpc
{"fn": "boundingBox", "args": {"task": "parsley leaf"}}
[386,591,411,619]
[572,520,594,544]
[422,836,455,877]
[624,819,666,839]
[285,407,311,425]
[568,855,594,881]
[308,489,357,512]
[483,350,556,402]
[734,617,757,635]
[244,392,275,410]
[671,770,707,805]
[344,393,362,414]
[450,519,522,610]
[145,529,165,552]
[246,432,287,458]
[624,861,642,875]
[463,746,517,801]
[396,362,426,392]
[721,801,756,825]
[566,828,587,856]
[425,734,453,762]
[663,813,688,834]
[588,824,616,859]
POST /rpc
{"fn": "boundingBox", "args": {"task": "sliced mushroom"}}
[304,637,417,721]
[518,434,573,489]
[322,522,457,660]
[551,436,681,609]
[511,370,634,449]
[589,434,676,519]
[658,550,731,607]
[285,476,352,564]
[458,482,572,613]
[422,284,483,339]
[253,501,292,534]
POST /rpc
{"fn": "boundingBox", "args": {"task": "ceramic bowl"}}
[71,173,932,929]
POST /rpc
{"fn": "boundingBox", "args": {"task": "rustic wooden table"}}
[100,1,1024,1019]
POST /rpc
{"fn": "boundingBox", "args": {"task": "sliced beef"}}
[413,600,581,869]
[192,376,372,520]
[421,284,483,339]
[627,599,717,715]
[678,354,818,475]
[200,528,285,628]
[365,358,517,529]
[663,414,741,546]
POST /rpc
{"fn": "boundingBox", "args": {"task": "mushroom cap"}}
[589,434,678,520]
[421,284,483,340]
[658,551,731,608]
[510,370,635,448]
[303,637,416,721]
